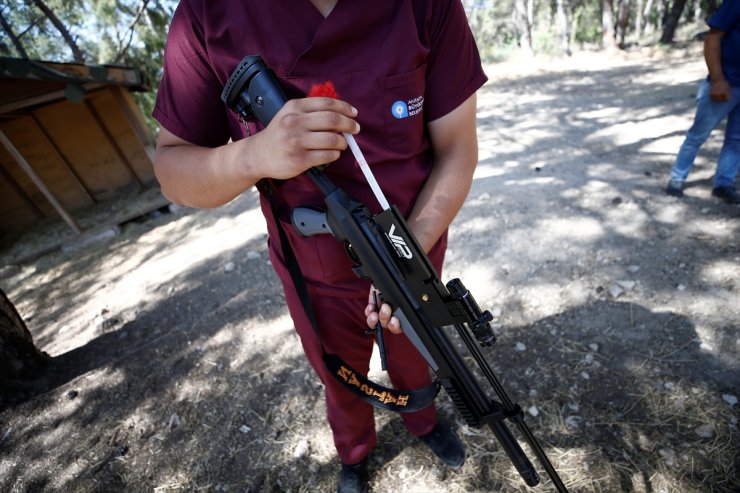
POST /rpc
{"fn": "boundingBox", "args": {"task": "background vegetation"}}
[0,0,723,131]
[0,0,176,130]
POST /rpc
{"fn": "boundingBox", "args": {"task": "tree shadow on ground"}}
[1,252,737,492]
[0,189,267,354]
[2,51,738,493]
[452,300,738,493]
[0,226,307,491]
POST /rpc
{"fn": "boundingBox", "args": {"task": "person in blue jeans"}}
[666,0,740,204]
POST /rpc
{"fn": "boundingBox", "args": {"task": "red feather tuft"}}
[308,81,339,99]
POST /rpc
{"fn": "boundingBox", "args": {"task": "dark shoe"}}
[419,422,466,469]
[337,458,368,493]
[711,186,740,204]
[665,179,684,197]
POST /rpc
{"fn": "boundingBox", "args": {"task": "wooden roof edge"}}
[0,57,149,92]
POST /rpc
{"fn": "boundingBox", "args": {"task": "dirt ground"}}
[0,41,738,493]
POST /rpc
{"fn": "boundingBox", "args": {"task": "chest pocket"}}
[379,64,427,155]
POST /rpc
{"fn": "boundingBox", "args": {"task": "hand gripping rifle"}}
[221,55,569,492]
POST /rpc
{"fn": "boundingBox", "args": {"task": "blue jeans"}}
[670,79,740,188]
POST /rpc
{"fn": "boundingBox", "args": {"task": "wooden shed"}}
[0,57,158,245]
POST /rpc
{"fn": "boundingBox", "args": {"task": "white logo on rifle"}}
[387,224,413,259]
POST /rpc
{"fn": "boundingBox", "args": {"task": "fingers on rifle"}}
[364,303,375,318]
[379,303,392,319]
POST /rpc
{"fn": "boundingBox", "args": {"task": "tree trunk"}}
[515,0,534,55]
[557,0,573,56]
[32,0,85,62]
[616,0,632,48]
[694,0,702,27]
[0,288,50,405]
[643,0,656,33]
[635,0,645,39]
[0,10,29,58]
[603,0,619,50]
[660,0,689,43]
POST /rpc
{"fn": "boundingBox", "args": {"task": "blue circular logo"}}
[391,101,409,119]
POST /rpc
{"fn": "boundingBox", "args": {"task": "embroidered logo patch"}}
[392,101,409,119]
[392,95,424,119]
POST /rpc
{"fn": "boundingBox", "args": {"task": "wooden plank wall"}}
[0,87,155,242]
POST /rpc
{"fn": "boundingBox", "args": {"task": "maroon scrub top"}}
[154,0,488,293]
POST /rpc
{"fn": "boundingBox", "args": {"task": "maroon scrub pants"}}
[280,279,438,465]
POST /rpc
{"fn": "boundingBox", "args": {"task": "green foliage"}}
[531,3,565,56]
[0,0,176,131]
[84,0,174,131]
[1,0,696,128]
[1,0,86,60]
[83,0,174,130]
[571,1,603,46]
[1,0,175,63]
[463,0,520,61]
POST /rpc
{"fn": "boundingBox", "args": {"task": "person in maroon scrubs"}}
[153,1,487,492]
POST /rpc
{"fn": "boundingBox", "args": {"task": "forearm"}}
[704,29,726,83]
[408,94,479,252]
[153,97,360,208]
[154,137,261,208]
[407,154,476,253]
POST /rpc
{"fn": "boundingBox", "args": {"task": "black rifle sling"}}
[258,179,439,413]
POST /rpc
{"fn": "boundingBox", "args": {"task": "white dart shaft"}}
[343,132,391,211]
